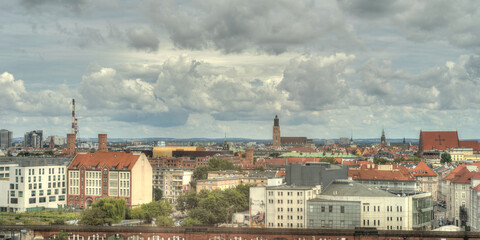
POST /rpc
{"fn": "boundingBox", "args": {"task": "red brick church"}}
[418,131,480,158]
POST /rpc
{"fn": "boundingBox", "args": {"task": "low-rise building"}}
[409,161,438,201]
[349,164,417,195]
[249,185,321,228]
[311,180,433,230]
[67,152,152,209]
[0,158,71,212]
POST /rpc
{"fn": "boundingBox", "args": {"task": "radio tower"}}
[72,99,78,136]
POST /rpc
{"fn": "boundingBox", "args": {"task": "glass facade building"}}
[307,199,361,229]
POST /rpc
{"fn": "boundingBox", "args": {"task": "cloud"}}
[338,0,480,51]
[147,0,361,54]
[278,53,355,110]
[18,0,89,15]
[126,26,159,52]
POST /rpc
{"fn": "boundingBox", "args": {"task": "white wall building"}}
[0,158,71,212]
[249,185,321,228]
[152,167,192,204]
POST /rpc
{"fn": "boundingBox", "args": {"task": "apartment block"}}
[152,167,192,204]
[0,158,71,212]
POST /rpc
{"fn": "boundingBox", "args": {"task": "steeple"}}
[223,133,229,150]
[381,127,386,147]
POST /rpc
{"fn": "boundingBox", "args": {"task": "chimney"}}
[98,134,107,152]
[67,133,76,156]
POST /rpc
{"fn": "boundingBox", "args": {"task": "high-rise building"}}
[24,130,43,148]
[0,129,13,149]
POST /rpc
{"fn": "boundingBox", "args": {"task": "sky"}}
[1,0,480,140]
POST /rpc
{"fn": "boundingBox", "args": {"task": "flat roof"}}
[322,180,395,197]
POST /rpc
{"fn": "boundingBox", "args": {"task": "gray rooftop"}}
[8,157,72,167]
[322,180,396,197]
[266,185,317,190]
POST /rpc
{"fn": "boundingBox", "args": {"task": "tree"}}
[181,217,202,227]
[441,152,452,164]
[188,208,216,225]
[137,200,173,223]
[176,191,198,212]
[91,198,127,224]
[80,208,110,226]
[156,215,174,227]
[253,166,265,171]
[153,187,163,201]
[192,166,209,180]
[373,158,388,164]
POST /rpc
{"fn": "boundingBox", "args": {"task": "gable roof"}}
[459,140,480,151]
[68,152,142,171]
[410,161,437,177]
[348,164,415,182]
[420,131,459,151]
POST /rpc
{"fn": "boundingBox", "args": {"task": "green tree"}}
[181,217,202,227]
[441,152,452,164]
[139,200,173,223]
[373,158,388,164]
[153,187,163,201]
[192,166,209,180]
[156,215,174,227]
[79,208,110,226]
[188,208,216,225]
[128,207,146,220]
[176,191,198,212]
[91,198,126,224]
[252,166,265,171]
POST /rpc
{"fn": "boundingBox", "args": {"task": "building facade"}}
[0,158,71,212]
[152,167,192,204]
[67,152,152,209]
[24,130,43,148]
[0,129,13,149]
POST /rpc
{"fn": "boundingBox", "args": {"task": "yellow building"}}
[448,148,480,162]
[152,146,206,158]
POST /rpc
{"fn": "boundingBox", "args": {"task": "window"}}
[31,191,36,197]
[341,206,345,213]
[329,205,333,212]
[321,206,325,212]
[39,197,46,203]
[29,198,36,204]
[10,191,15,197]
[18,191,23,197]
[10,198,18,204]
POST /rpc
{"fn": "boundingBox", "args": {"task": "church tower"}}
[380,128,386,148]
[273,115,281,148]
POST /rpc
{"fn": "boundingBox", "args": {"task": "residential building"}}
[152,167,192,204]
[348,164,417,195]
[67,152,152,209]
[448,148,480,162]
[0,129,13,149]
[24,130,43,148]
[311,180,433,230]
[409,161,438,201]
[249,185,321,228]
[0,158,71,212]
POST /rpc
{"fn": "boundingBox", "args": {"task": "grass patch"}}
[0,210,80,225]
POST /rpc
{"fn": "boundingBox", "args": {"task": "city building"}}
[152,167,192,204]
[348,164,417,195]
[448,148,480,162]
[312,180,433,230]
[24,130,43,148]
[0,129,13,149]
[67,152,152,209]
[409,161,438,201]
[0,158,71,212]
[249,185,322,228]
[380,129,386,148]
[152,146,206,158]
[286,163,348,189]
[45,136,66,147]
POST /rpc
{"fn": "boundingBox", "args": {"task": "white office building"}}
[0,158,71,212]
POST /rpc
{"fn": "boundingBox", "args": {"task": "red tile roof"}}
[349,164,415,181]
[420,131,459,151]
[473,184,480,191]
[68,152,142,171]
[410,161,437,177]
[459,140,480,151]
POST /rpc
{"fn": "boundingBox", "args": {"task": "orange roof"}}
[410,161,437,177]
[68,152,142,171]
[420,131,459,151]
[459,140,480,151]
[349,164,415,182]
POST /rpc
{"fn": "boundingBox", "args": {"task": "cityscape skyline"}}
[2,1,480,139]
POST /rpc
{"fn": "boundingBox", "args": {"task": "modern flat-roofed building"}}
[24,130,43,148]
[313,180,433,230]
[67,152,152,209]
[0,158,71,212]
